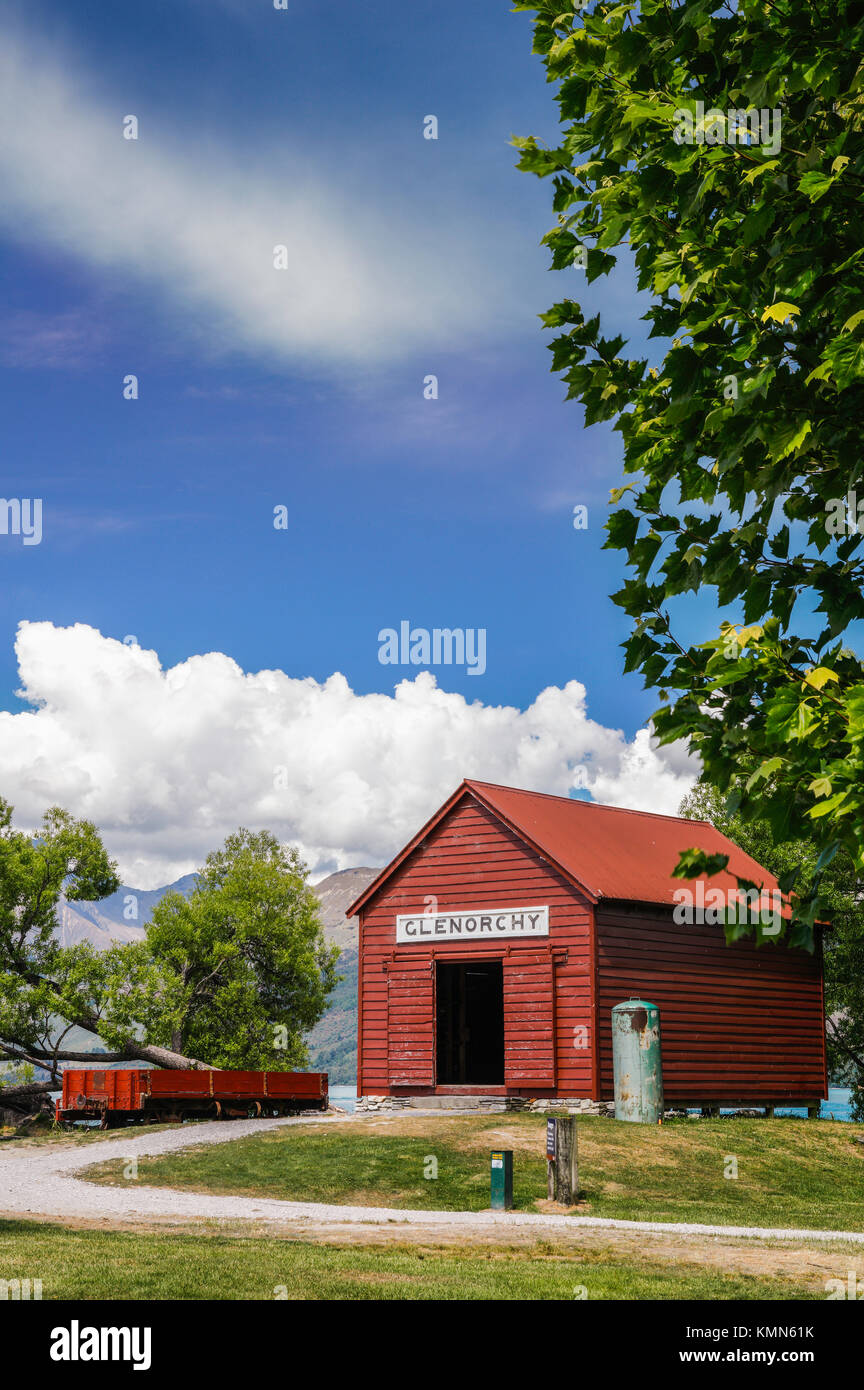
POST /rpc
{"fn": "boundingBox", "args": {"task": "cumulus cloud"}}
[0,622,697,888]
[0,24,523,370]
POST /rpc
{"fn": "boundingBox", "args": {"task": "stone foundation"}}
[521,1097,614,1117]
[355,1094,614,1116]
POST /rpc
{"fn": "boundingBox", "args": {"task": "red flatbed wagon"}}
[56,1068,328,1128]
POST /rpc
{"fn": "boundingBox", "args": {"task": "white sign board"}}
[395,905,549,944]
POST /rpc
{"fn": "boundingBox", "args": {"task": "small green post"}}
[490,1149,513,1210]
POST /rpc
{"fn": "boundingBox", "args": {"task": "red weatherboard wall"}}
[595,903,827,1105]
[357,794,595,1098]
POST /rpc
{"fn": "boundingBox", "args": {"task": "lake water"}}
[328,1084,856,1120]
[776,1085,854,1122]
[329,1084,358,1113]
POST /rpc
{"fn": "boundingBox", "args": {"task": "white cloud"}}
[0,622,697,888]
[0,24,527,370]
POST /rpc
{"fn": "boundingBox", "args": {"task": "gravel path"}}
[2,1113,863,1246]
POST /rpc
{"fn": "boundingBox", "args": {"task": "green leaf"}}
[808,776,832,798]
[813,842,840,874]
[798,171,835,202]
[742,159,779,185]
[803,666,839,690]
[746,757,785,791]
[761,302,800,326]
[804,361,833,386]
[808,791,850,819]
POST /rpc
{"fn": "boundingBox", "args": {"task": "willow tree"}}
[516,0,864,944]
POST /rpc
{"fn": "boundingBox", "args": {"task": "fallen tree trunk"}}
[0,1080,54,1103]
[0,1081,56,1127]
[4,1028,215,1074]
[117,1041,216,1070]
[22,1038,215,1071]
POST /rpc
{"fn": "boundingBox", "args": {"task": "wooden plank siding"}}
[503,955,556,1087]
[595,903,828,1105]
[357,794,594,1097]
[387,959,435,1085]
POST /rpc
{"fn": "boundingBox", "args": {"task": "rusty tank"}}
[612,998,663,1123]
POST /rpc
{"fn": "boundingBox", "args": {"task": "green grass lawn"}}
[85,1113,864,1231]
[0,1220,818,1300]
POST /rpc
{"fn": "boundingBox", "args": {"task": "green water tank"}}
[612,998,663,1123]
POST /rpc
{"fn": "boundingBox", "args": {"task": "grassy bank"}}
[0,1219,819,1300]
[85,1113,864,1231]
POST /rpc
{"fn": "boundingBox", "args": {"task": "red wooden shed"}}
[347,779,827,1109]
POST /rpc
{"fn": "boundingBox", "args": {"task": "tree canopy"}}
[680,782,864,1109]
[515,0,864,944]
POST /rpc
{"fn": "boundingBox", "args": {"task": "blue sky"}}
[0,0,702,883]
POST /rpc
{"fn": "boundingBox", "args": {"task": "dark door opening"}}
[436,960,504,1085]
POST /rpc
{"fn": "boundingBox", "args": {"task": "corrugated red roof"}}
[468,780,779,906]
[346,778,781,916]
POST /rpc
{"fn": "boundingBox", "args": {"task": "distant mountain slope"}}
[312,866,376,950]
[53,864,379,1084]
[305,867,376,1082]
[55,875,198,950]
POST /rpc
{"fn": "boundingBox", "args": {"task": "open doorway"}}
[436,960,504,1085]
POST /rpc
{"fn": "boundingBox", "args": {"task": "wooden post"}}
[548,1114,578,1205]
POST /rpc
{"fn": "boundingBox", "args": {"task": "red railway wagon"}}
[56,1068,328,1127]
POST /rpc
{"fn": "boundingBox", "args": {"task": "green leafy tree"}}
[680,783,864,1107]
[515,0,864,941]
[137,829,339,1069]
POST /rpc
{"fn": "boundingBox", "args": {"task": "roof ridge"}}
[465,778,712,828]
